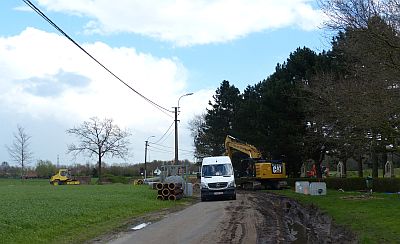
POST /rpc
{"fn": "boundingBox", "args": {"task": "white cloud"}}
[13,5,33,12]
[0,28,212,161]
[34,0,326,46]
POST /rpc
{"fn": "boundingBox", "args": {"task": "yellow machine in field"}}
[50,169,80,185]
[225,135,286,189]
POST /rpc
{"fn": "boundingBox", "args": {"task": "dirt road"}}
[105,191,357,244]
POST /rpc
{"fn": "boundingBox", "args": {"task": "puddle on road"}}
[131,222,151,230]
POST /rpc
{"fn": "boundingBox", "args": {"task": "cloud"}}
[19,70,90,97]
[0,27,213,161]
[13,5,33,12]
[34,0,325,46]
[0,27,209,127]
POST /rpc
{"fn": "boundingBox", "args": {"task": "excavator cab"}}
[240,158,256,177]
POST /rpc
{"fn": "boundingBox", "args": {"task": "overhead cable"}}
[151,142,195,153]
[148,144,172,153]
[152,121,174,144]
[148,148,172,154]
[22,0,174,117]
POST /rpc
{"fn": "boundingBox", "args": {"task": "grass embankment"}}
[276,189,400,243]
[0,179,186,243]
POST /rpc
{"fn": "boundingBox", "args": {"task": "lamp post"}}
[174,93,193,165]
[144,135,155,179]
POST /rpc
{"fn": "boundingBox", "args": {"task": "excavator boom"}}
[225,135,263,159]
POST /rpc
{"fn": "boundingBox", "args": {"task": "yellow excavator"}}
[50,169,80,185]
[225,135,286,189]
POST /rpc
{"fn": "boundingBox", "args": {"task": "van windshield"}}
[202,164,233,177]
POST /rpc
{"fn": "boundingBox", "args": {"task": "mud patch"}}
[218,191,358,244]
[255,192,358,244]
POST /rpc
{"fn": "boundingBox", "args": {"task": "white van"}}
[200,156,236,201]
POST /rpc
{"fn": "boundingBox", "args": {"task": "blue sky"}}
[0,0,329,166]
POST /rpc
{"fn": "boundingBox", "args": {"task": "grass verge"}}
[0,179,187,243]
[274,189,400,243]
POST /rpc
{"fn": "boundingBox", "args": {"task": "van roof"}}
[202,156,231,165]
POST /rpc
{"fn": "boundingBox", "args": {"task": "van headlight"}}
[227,180,236,188]
[201,182,208,189]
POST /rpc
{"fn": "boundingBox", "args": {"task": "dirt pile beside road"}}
[218,191,357,244]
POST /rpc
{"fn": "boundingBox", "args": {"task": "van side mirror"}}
[197,172,201,179]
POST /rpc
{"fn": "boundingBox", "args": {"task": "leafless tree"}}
[319,0,400,65]
[306,0,400,177]
[5,125,33,179]
[66,117,131,183]
[318,0,398,28]
[188,113,210,158]
[307,31,400,177]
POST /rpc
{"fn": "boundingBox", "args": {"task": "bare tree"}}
[66,117,131,183]
[315,0,400,177]
[5,125,33,179]
[319,0,400,62]
[188,113,210,158]
[319,0,384,29]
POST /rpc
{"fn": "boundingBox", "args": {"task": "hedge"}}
[286,177,400,193]
[101,174,130,184]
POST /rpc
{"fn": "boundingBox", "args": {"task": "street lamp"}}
[174,93,194,165]
[144,135,155,179]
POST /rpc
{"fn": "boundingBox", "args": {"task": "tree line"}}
[0,159,197,179]
[190,0,400,178]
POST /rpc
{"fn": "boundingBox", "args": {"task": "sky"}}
[0,0,330,167]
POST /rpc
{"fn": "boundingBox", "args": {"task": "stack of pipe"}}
[156,182,183,200]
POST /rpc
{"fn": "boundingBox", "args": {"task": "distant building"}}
[25,171,38,179]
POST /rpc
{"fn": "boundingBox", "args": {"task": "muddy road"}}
[104,191,357,244]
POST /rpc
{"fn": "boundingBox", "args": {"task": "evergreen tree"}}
[203,80,242,156]
[257,47,318,176]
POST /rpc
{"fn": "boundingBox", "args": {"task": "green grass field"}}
[0,179,186,243]
[275,189,400,243]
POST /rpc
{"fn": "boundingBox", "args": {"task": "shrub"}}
[102,174,130,184]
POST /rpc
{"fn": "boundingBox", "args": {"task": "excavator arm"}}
[224,135,263,159]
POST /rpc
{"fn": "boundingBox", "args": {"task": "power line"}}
[22,0,174,118]
[148,148,192,159]
[151,142,195,153]
[179,148,195,153]
[148,148,172,154]
[148,144,172,153]
[159,129,174,144]
[153,121,174,144]
[151,142,173,149]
